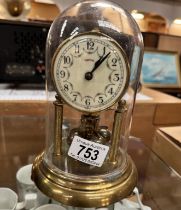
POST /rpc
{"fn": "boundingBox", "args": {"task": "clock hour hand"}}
[85,52,111,80]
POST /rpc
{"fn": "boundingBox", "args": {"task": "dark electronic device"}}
[0,19,50,84]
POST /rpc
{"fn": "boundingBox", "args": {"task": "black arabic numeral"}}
[112,58,117,66]
[77,144,86,155]
[60,70,65,78]
[91,150,99,160]
[98,96,104,104]
[75,44,80,53]
[87,40,94,50]
[113,74,120,81]
[85,98,91,106]
[84,148,93,158]
[73,94,77,102]
[108,87,113,95]
[64,56,71,64]
[64,84,69,91]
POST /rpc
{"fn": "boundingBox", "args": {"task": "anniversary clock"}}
[32,0,143,208]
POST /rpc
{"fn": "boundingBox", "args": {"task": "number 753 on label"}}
[68,136,110,167]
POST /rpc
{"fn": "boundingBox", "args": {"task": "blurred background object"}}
[27,0,59,21]
[0,0,60,21]
[131,10,168,34]
[0,0,31,20]
[0,19,50,86]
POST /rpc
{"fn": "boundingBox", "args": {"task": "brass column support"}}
[109,100,127,162]
[32,99,137,207]
[53,95,63,156]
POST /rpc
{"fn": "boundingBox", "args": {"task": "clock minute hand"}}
[91,52,111,74]
[85,52,111,80]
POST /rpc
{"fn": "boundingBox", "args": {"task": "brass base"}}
[32,153,137,208]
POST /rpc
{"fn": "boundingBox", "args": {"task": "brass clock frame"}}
[32,152,137,207]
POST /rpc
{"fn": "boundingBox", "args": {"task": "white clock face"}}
[52,33,129,112]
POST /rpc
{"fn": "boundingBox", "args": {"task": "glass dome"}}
[32,0,143,208]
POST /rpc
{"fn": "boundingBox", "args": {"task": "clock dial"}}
[52,32,129,112]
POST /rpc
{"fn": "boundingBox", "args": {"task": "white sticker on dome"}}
[68,135,109,167]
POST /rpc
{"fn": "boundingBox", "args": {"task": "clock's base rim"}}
[31,152,137,208]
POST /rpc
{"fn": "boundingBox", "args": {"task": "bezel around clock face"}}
[52,32,130,113]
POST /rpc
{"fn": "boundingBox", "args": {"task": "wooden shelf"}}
[0,87,181,148]
[132,87,181,146]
